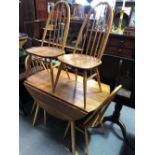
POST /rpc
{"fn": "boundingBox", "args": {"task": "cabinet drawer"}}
[108,38,134,49]
[105,46,134,59]
[123,40,135,49]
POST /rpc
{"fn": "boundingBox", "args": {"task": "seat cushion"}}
[26,46,64,58]
[58,54,102,69]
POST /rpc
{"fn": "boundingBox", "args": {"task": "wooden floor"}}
[24,68,110,113]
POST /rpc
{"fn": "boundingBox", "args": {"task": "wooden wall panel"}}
[19,0,35,22]
[35,0,48,20]
[19,0,36,36]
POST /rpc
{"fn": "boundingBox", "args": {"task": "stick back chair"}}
[64,85,122,155]
[53,2,113,109]
[24,54,50,126]
[24,1,70,126]
[26,0,70,87]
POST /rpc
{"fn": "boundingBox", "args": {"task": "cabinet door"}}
[20,0,35,22]
[19,0,36,36]
[35,0,48,20]
[99,54,135,108]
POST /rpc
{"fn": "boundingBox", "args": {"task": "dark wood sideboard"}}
[99,33,135,108]
[105,33,135,59]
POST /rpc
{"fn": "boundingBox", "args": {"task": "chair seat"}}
[58,54,102,69]
[26,46,65,58]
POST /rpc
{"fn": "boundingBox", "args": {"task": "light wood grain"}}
[33,104,40,126]
[25,0,70,69]
[24,68,110,120]
[35,39,83,52]
[24,1,71,128]
[83,71,87,109]
[73,2,112,58]
[54,2,113,109]
[58,54,101,69]
[26,0,70,57]
[31,101,36,114]
[41,1,70,51]
[26,47,64,58]
[83,85,122,127]
[84,128,89,155]
[63,85,122,155]
[71,121,75,155]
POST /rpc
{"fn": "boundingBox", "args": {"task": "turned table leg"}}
[103,102,129,147]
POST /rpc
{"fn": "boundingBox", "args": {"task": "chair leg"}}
[33,104,40,126]
[71,121,76,155]
[83,71,87,109]
[84,128,89,155]
[95,67,102,92]
[75,68,78,81]
[63,122,71,139]
[50,65,54,89]
[45,58,50,71]
[64,64,70,79]
[44,110,46,127]
[31,101,36,114]
[53,63,63,92]
[41,60,48,71]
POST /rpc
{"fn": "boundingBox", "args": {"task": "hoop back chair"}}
[24,1,70,126]
[41,0,70,51]
[25,0,70,87]
[64,85,122,155]
[53,2,113,109]
[24,55,49,126]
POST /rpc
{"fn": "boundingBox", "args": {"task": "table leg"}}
[71,121,75,155]
[53,63,63,92]
[103,102,129,146]
[83,71,87,109]
[31,101,36,114]
[50,65,54,89]
[33,104,40,126]
[84,128,89,155]
[64,121,71,139]
[44,110,46,127]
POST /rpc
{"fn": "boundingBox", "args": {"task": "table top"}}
[25,68,110,111]
[24,68,110,120]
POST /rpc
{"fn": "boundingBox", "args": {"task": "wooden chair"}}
[63,85,122,155]
[53,2,113,109]
[24,1,70,126]
[25,0,70,88]
[24,55,49,126]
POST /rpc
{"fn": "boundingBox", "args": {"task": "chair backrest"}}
[25,54,50,76]
[73,2,113,60]
[41,1,70,51]
[84,85,122,127]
